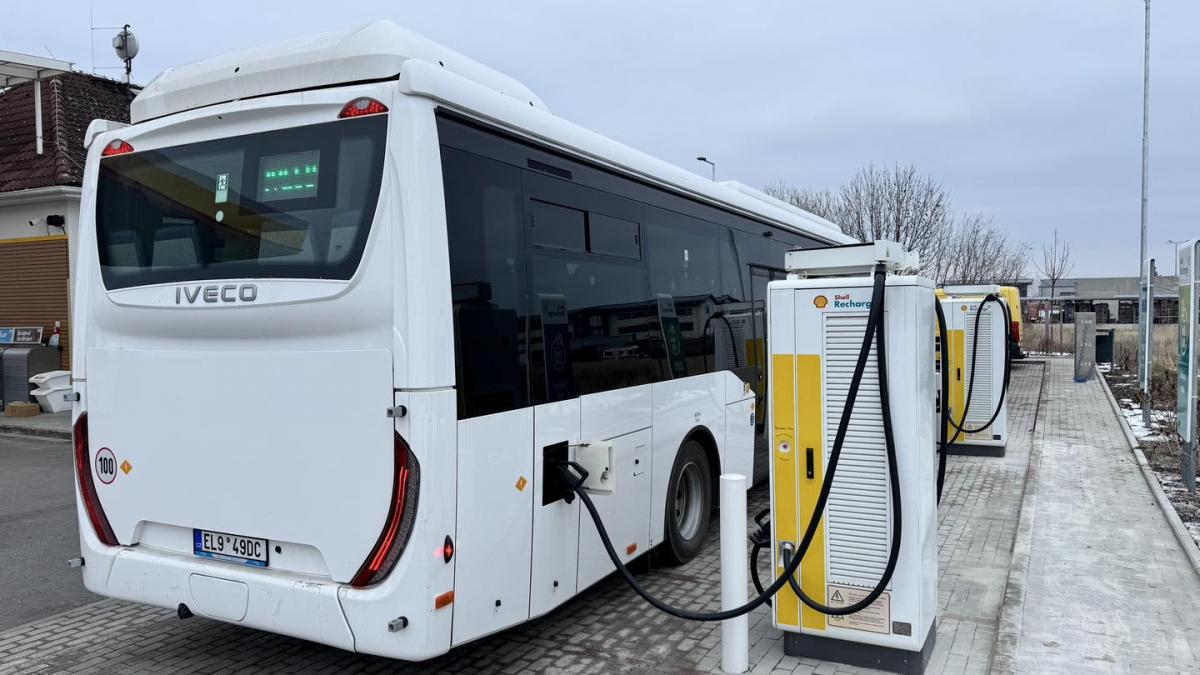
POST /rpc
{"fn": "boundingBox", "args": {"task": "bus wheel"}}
[661,439,712,565]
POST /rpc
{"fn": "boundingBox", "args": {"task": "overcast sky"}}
[5,1,1198,278]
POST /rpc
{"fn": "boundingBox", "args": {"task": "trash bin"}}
[29,369,72,413]
[1095,328,1115,365]
[1,346,60,406]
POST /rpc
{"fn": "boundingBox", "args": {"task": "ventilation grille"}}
[963,304,995,427]
[823,313,891,588]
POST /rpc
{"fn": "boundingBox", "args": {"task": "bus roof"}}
[129,21,854,246]
[130,21,548,123]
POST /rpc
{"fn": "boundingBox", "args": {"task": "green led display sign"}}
[259,149,320,202]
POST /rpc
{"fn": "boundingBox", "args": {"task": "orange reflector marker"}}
[626,543,637,555]
[435,591,455,609]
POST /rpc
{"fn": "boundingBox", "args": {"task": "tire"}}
[661,439,713,565]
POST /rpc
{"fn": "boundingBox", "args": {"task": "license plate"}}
[193,528,269,568]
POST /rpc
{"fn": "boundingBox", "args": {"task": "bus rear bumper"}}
[86,544,356,652]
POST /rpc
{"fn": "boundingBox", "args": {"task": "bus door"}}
[530,399,581,617]
[749,264,786,482]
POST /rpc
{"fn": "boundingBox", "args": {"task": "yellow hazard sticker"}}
[120,459,132,475]
[515,476,527,492]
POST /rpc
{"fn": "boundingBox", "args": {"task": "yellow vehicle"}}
[998,286,1025,359]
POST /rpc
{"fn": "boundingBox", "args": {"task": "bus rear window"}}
[95,116,387,290]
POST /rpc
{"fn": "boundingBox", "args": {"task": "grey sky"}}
[5,1,1197,278]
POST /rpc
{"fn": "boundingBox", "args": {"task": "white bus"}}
[71,21,852,660]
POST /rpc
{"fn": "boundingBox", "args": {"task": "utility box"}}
[939,287,1008,457]
[0,344,60,407]
[1074,313,1096,382]
[768,242,937,673]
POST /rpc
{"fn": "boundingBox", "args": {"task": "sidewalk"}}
[0,411,70,439]
[999,358,1200,672]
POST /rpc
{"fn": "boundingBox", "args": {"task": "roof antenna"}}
[112,25,138,84]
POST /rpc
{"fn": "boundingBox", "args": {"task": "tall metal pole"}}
[1139,0,1154,428]
[1168,240,1187,277]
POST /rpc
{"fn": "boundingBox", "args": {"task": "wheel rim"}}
[674,461,704,541]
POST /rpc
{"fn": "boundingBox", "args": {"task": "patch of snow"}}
[1122,407,1171,441]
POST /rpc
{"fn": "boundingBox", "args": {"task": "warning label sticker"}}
[826,584,891,634]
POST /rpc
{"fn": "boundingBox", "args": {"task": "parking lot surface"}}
[0,433,96,632]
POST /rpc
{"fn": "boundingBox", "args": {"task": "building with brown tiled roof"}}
[0,70,137,372]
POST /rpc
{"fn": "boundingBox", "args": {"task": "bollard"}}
[720,473,748,674]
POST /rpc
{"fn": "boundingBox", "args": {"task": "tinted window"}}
[529,252,656,402]
[588,214,640,259]
[647,208,722,299]
[442,148,530,418]
[438,114,836,423]
[96,116,386,290]
[719,227,746,301]
[529,200,586,252]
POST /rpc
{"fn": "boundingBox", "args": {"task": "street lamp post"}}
[696,156,716,181]
[1138,0,1154,429]
[1169,239,1187,277]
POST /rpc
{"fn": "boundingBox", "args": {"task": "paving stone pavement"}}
[0,360,1070,674]
[1009,359,1200,673]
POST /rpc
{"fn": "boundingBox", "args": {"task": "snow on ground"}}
[1122,404,1174,442]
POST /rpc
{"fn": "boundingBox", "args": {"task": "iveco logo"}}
[175,284,258,304]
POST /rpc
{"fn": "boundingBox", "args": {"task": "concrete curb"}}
[0,423,71,441]
[988,359,1047,675]
[1097,369,1200,579]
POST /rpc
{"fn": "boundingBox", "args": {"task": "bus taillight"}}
[73,414,119,546]
[350,432,420,587]
[101,140,135,156]
[1011,321,1021,343]
[338,97,388,118]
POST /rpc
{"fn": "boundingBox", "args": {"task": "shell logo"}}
[813,295,829,309]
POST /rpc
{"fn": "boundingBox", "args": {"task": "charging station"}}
[767,242,937,673]
[939,285,1009,456]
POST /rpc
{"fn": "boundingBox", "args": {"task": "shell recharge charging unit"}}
[939,285,1009,457]
[768,242,937,672]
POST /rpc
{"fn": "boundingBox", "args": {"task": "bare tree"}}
[766,165,1027,284]
[1032,229,1074,350]
[764,181,839,221]
[937,212,1030,285]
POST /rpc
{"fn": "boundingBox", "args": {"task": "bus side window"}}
[442,147,530,419]
[646,207,721,376]
[528,253,652,401]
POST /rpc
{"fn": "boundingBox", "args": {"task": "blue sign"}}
[0,328,12,344]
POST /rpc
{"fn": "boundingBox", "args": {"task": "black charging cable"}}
[554,263,899,621]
